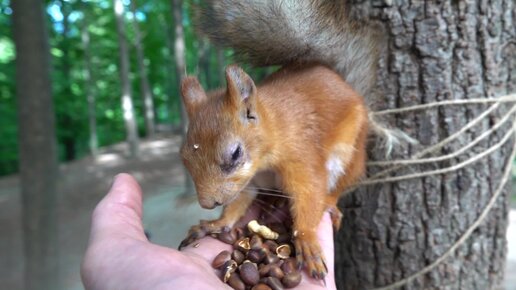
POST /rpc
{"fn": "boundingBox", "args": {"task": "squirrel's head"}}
[179,65,262,209]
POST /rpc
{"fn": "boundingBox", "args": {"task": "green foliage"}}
[0,1,17,176]
[0,0,275,176]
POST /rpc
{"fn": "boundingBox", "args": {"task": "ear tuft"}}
[181,77,207,119]
[225,65,256,103]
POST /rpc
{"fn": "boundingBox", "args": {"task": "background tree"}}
[335,1,515,289]
[12,0,59,289]
[171,0,188,135]
[130,0,155,137]
[171,0,194,196]
[113,0,139,158]
[0,0,240,177]
[81,0,98,157]
[56,0,77,161]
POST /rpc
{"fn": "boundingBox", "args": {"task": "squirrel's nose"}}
[198,196,222,209]
[199,198,215,209]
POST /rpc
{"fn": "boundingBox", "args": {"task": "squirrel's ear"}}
[181,77,207,119]
[225,65,257,113]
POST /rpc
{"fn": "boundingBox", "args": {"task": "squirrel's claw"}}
[178,224,207,250]
[178,220,231,250]
[293,232,328,280]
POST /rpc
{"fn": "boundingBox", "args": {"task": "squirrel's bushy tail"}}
[198,0,379,97]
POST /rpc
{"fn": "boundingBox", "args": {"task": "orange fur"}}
[180,63,368,277]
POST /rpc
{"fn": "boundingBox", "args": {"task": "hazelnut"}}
[234,237,251,252]
[239,262,260,285]
[280,258,296,274]
[251,283,273,290]
[281,271,301,288]
[247,249,265,263]
[275,244,292,259]
[264,240,279,252]
[263,276,284,290]
[212,250,231,269]
[264,251,279,264]
[222,260,238,283]
[250,235,263,250]
[228,272,245,290]
[232,249,245,264]
[269,264,284,279]
[258,263,272,276]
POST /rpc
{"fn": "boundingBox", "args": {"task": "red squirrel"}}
[178,0,378,279]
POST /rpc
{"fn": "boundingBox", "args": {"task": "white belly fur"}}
[325,144,355,192]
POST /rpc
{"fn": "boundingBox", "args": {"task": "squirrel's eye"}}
[221,143,243,173]
[232,145,242,162]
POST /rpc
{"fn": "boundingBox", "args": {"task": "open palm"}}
[81,174,336,290]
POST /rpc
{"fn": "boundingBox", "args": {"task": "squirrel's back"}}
[198,0,379,97]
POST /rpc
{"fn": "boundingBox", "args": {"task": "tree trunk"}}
[81,0,98,157]
[12,0,59,289]
[130,0,156,137]
[59,0,77,161]
[171,0,195,195]
[171,0,188,136]
[114,0,139,158]
[335,1,515,290]
[162,14,177,123]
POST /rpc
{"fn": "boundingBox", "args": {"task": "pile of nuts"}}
[211,219,302,290]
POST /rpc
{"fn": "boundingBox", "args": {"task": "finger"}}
[89,173,147,242]
[316,211,336,288]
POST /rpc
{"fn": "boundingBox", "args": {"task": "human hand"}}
[81,173,336,290]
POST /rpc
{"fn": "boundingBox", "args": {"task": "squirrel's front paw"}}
[293,230,328,280]
[178,220,230,250]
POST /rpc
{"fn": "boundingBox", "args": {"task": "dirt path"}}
[0,135,220,290]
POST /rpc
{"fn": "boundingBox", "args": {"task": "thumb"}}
[89,173,147,242]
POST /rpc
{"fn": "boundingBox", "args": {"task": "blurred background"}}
[0,0,514,290]
[0,0,273,289]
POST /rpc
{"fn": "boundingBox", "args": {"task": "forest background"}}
[0,0,274,289]
[0,0,272,175]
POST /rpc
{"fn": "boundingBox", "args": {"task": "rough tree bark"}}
[12,0,59,289]
[130,0,156,137]
[335,1,515,290]
[114,0,140,158]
